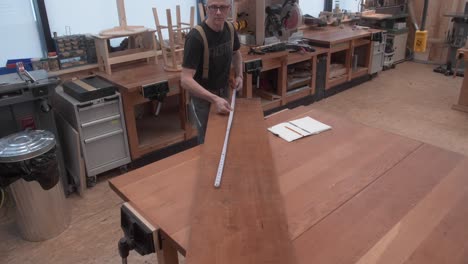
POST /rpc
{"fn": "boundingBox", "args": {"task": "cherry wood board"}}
[302,27,381,45]
[184,98,296,264]
[108,103,468,264]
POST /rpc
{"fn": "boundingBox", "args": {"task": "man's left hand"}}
[233,76,243,92]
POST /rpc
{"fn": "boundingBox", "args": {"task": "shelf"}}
[109,49,160,64]
[50,64,99,76]
[327,75,348,89]
[255,89,281,101]
[285,86,313,103]
[136,106,185,151]
[260,98,282,111]
[288,76,311,91]
[351,67,369,79]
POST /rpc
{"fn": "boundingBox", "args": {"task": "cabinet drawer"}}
[81,114,123,140]
[83,130,128,170]
[78,98,120,124]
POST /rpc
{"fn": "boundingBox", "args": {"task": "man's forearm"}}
[232,50,243,78]
[181,74,217,103]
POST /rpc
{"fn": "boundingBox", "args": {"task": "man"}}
[181,0,243,143]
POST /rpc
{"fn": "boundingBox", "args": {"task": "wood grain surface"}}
[109,104,468,264]
[302,27,373,45]
[185,98,296,264]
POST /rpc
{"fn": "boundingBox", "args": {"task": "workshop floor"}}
[1,61,467,264]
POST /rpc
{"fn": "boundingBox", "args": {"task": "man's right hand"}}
[213,97,232,114]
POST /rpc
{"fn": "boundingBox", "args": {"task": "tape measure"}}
[214,92,237,188]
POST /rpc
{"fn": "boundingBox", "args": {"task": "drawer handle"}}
[77,100,118,112]
[84,129,123,144]
[81,114,121,128]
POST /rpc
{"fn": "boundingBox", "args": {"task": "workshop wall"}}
[0,0,44,66]
[45,0,196,37]
[0,0,196,66]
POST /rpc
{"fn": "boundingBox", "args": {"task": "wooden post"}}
[116,0,127,28]
[167,9,178,70]
[198,3,205,21]
[153,8,169,66]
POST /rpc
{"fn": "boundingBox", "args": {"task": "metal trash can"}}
[0,130,70,241]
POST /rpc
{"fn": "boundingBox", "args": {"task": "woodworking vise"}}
[141,80,170,116]
[244,59,263,89]
[118,203,159,264]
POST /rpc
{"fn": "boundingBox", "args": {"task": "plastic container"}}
[40,58,50,71]
[48,52,60,71]
[31,58,42,70]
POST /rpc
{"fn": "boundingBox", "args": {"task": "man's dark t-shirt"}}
[182,21,240,93]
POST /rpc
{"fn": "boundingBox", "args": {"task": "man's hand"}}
[233,76,243,92]
[213,96,232,114]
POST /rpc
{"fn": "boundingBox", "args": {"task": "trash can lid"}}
[0,130,56,163]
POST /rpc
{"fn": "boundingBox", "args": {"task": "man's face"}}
[206,0,231,27]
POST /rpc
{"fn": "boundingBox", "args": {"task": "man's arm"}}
[181,68,232,114]
[232,49,243,92]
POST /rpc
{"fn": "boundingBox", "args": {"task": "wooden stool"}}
[153,5,195,72]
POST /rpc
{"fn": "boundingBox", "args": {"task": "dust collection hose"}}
[420,0,429,31]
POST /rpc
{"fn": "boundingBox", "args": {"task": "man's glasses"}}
[207,5,231,13]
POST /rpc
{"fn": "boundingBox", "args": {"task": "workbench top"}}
[302,26,381,44]
[97,61,181,93]
[110,103,468,263]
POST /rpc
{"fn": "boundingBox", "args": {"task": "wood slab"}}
[109,104,468,264]
[302,27,373,45]
[109,105,423,252]
[185,98,297,264]
[293,144,468,264]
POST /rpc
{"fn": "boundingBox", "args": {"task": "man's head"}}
[205,0,231,31]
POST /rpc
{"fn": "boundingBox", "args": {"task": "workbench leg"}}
[156,235,179,264]
[244,74,253,98]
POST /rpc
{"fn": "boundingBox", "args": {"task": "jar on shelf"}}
[31,58,42,70]
[48,52,59,71]
[40,58,50,71]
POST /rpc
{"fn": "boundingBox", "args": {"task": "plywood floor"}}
[1,62,467,264]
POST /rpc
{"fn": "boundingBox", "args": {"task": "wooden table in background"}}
[239,45,328,111]
[98,61,192,160]
[110,103,468,264]
[302,26,381,89]
[453,48,468,113]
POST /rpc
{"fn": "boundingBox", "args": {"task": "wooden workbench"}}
[109,104,468,263]
[302,26,381,89]
[453,48,468,113]
[98,61,192,160]
[239,45,328,111]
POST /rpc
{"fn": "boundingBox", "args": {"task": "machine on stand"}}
[0,68,70,192]
[0,68,71,242]
[433,11,468,77]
